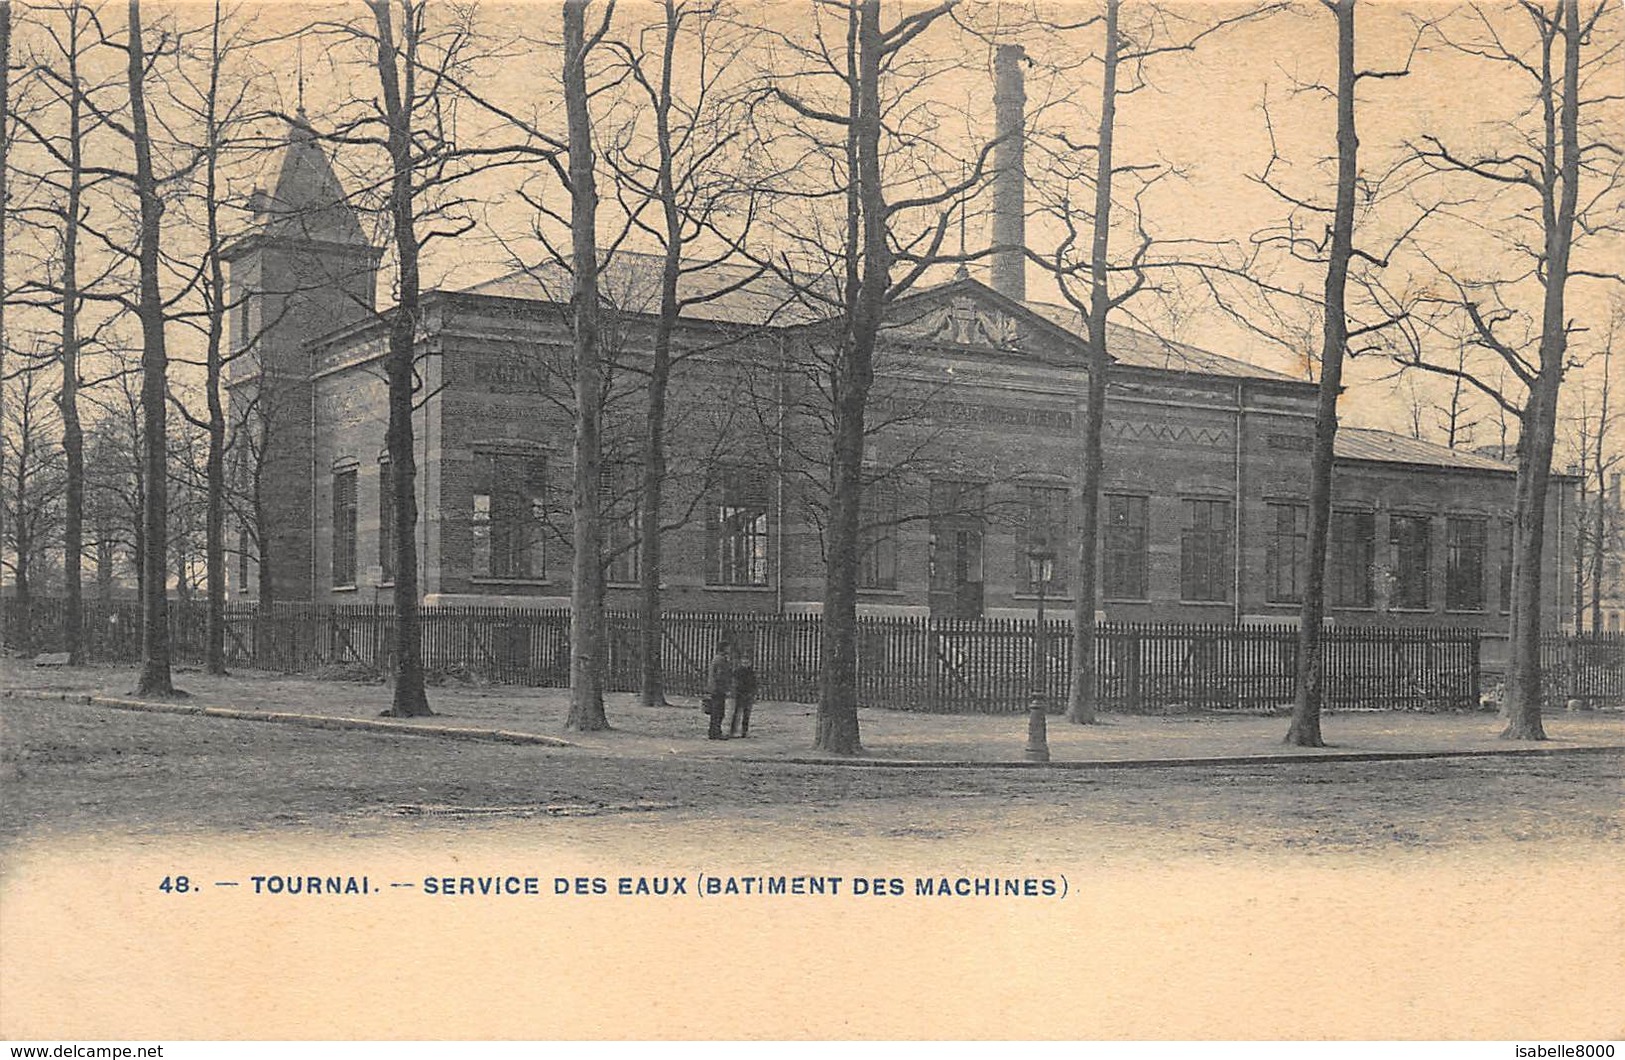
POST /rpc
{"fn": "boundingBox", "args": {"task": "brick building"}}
[226,88,1576,638]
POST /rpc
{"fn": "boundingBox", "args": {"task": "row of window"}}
[332,459,1513,612]
[332,454,736,589]
[1283,507,1505,612]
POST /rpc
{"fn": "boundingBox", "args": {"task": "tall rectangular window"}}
[472,449,547,579]
[1180,498,1232,602]
[378,457,394,583]
[332,467,357,588]
[1329,510,1375,608]
[1016,485,1070,593]
[859,479,899,590]
[1499,518,1515,614]
[1266,502,1309,604]
[1103,494,1148,600]
[928,480,987,618]
[236,289,253,352]
[1446,515,1486,611]
[602,464,640,585]
[1390,513,1432,610]
[710,467,770,586]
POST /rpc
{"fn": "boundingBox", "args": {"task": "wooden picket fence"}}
[0,596,1541,713]
[1538,632,1625,704]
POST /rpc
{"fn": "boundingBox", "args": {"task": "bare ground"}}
[3,691,1623,1040]
[5,658,1624,765]
[2,693,1620,856]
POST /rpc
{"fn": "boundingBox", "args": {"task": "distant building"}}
[225,78,1576,637]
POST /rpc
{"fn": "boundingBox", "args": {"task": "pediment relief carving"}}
[894,294,1024,352]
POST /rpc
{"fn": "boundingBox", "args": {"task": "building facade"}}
[227,112,1576,637]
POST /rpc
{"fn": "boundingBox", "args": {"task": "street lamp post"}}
[1026,539,1054,763]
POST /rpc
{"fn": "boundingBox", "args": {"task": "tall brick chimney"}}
[991,43,1026,303]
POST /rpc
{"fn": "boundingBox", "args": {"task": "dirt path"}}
[3,693,1622,1040]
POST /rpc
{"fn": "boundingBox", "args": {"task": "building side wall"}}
[227,238,379,603]
[309,335,401,604]
[293,295,1562,637]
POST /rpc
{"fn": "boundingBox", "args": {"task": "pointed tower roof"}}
[261,111,368,246]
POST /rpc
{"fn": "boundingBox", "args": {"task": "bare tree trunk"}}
[58,9,86,664]
[1505,379,1558,739]
[11,475,29,649]
[0,0,10,648]
[636,345,669,707]
[252,456,274,661]
[253,413,273,610]
[637,0,682,710]
[97,538,112,608]
[7,402,31,652]
[128,0,176,697]
[131,464,145,613]
[815,0,888,756]
[369,0,432,717]
[1591,345,1611,633]
[1067,1,1121,727]
[1574,468,1587,632]
[564,0,607,731]
[175,529,190,606]
[1502,0,1585,742]
[1288,0,1359,748]
[200,0,228,675]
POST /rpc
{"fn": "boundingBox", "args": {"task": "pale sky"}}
[6,0,1622,456]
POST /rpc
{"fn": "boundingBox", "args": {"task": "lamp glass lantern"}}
[1027,542,1056,594]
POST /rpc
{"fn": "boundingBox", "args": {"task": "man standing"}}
[730,652,756,739]
[705,636,734,740]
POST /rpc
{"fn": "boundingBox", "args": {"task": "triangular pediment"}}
[879,277,1091,366]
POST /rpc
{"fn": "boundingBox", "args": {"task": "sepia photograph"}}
[0,0,1621,1047]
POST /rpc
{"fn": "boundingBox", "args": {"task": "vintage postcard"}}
[1,0,1621,1045]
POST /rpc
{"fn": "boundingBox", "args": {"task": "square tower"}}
[223,113,381,603]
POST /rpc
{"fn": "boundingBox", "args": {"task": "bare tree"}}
[2,359,65,649]
[360,0,437,716]
[756,0,992,754]
[0,0,10,638]
[1287,0,1361,748]
[1030,0,1276,726]
[1403,0,1623,740]
[294,0,550,715]
[47,1,86,664]
[7,0,125,664]
[601,0,764,708]
[1587,336,1617,632]
[83,410,133,608]
[1189,1,1421,746]
[561,0,613,730]
[161,0,260,674]
[83,353,145,607]
[1566,320,1619,632]
[125,0,178,696]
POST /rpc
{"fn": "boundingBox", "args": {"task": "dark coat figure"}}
[729,658,757,738]
[705,639,734,740]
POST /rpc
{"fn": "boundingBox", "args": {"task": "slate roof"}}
[462,260,1303,385]
[1333,427,1517,474]
[455,262,1524,476]
[259,113,368,246]
[1023,301,1303,383]
[460,255,823,327]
